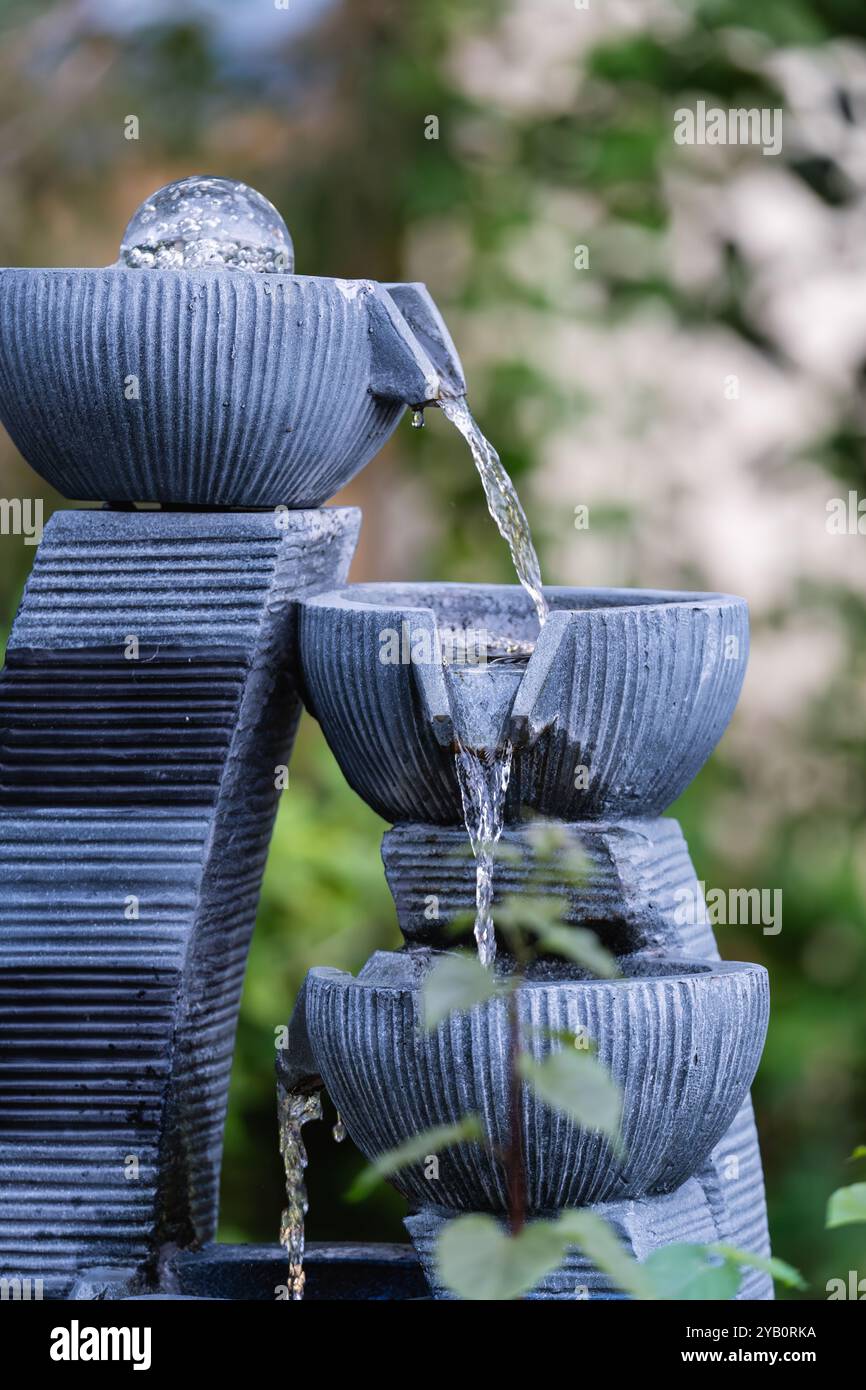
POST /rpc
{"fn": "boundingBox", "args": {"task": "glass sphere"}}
[118,175,294,273]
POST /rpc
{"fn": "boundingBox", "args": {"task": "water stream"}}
[454,740,514,967]
[439,399,547,967]
[440,397,549,629]
[277,1082,322,1300]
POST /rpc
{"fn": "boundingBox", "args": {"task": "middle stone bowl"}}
[298,583,749,824]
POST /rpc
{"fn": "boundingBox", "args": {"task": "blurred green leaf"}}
[643,1244,742,1300]
[709,1242,806,1290]
[422,953,502,1030]
[558,1210,657,1301]
[437,1209,656,1301]
[530,921,620,979]
[346,1115,484,1203]
[436,1214,571,1302]
[496,893,563,935]
[517,1049,622,1144]
[826,1183,866,1229]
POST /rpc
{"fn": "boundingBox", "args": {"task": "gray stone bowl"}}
[299,582,749,822]
[299,950,769,1213]
[0,270,463,506]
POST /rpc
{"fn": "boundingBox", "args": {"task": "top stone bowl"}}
[299,582,749,824]
[0,270,463,507]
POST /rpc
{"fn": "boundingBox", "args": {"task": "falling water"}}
[277,1082,322,1301]
[440,397,548,628]
[439,400,539,965]
[454,740,514,967]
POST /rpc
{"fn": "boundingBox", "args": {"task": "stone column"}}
[0,506,359,1296]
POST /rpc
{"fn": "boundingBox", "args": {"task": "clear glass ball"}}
[118,175,294,273]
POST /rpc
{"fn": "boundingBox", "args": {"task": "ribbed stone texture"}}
[0,506,359,1296]
[300,583,749,822]
[0,270,463,506]
[293,579,773,1300]
[383,816,710,954]
[304,952,768,1212]
[378,817,774,1298]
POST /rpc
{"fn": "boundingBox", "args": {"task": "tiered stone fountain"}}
[0,178,456,1300]
[0,176,771,1300]
[284,583,772,1298]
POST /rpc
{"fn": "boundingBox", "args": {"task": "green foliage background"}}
[0,0,864,1297]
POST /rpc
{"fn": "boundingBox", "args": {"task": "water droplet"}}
[118,175,294,274]
[411,408,426,430]
[332,1115,346,1143]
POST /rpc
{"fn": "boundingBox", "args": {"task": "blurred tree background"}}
[0,0,864,1297]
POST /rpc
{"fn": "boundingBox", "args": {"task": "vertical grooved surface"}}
[0,507,359,1293]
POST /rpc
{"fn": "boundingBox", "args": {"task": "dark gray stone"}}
[69,1266,141,1301]
[382,816,711,954]
[300,950,769,1212]
[0,506,359,1296]
[299,582,749,822]
[166,1241,427,1301]
[293,579,773,1300]
[405,1183,764,1300]
[0,271,463,506]
[378,816,773,1297]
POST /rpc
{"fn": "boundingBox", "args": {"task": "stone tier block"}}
[0,506,359,1295]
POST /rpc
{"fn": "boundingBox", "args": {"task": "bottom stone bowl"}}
[302,950,769,1212]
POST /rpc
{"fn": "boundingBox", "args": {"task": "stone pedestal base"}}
[405,1178,771,1300]
[379,816,773,1299]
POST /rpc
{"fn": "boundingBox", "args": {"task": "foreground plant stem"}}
[506,980,527,1235]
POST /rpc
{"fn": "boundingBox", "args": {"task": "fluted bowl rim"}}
[0,265,384,293]
[309,954,767,994]
[302,581,748,619]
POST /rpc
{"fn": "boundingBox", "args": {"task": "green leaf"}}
[444,908,478,938]
[524,821,585,870]
[495,893,564,938]
[826,1183,866,1229]
[494,894,618,978]
[851,1145,866,1161]
[436,1214,571,1301]
[492,840,524,866]
[558,849,589,888]
[422,953,501,1031]
[709,1242,806,1290]
[346,1115,484,1202]
[557,1210,657,1300]
[643,1244,741,1301]
[531,921,620,978]
[436,1210,657,1302]
[517,1049,622,1144]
